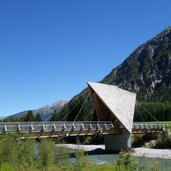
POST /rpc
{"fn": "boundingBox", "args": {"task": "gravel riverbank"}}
[133,147,171,159]
[56,144,171,159]
[56,144,105,152]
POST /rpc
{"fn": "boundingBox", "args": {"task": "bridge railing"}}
[133,123,167,131]
[0,122,167,134]
[0,121,115,133]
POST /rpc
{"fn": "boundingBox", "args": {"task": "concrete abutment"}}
[104,130,131,152]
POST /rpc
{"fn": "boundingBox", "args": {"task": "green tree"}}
[38,140,56,168]
[24,110,34,122]
[34,113,42,122]
[67,97,92,121]
[50,110,58,121]
[117,150,138,170]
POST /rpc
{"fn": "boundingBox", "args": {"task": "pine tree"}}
[50,110,58,121]
[24,110,34,122]
[34,113,42,122]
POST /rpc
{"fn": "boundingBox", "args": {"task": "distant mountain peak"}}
[5,99,68,121]
[51,99,68,108]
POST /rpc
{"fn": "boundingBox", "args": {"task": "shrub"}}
[0,134,35,170]
[156,130,171,149]
[0,134,19,166]
[117,150,138,170]
[38,139,56,168]
[74,149,90,171]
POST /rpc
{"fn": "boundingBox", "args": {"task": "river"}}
[88,154,171,170]
[58,144,171,171]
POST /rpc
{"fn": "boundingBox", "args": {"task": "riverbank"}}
[56,144,105,152]
[133,147,171,159]
[56,144,171,159]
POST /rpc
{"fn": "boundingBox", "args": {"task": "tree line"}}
[50,101,171,123]
[134,102,171,122]
[3,111,42,122]
[3,100,171,123]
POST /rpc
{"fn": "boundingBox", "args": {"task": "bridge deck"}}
[0,122,166,139]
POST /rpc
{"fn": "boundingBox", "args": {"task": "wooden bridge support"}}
[104,130,131,152]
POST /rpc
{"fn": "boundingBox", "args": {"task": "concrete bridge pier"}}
[104,130,131,152]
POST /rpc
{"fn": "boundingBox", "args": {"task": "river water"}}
[37,144,171,170]
[88,154,171,170]
[68,149,171,171]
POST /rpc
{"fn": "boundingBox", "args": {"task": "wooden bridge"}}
[0,121,166,139]
[0,82,167,152]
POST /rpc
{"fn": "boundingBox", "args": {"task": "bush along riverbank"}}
[0,134,170,171]
[132,129,171,149]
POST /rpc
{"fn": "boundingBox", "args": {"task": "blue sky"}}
[0,0,171,116]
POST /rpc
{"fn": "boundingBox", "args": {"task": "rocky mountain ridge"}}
[4,26,171,122]
[60,26,171,122]
[5,99,68,121]
[102,26,171,101]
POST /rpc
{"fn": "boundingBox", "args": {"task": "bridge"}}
[0,122,166,137]
[0,82,166,152]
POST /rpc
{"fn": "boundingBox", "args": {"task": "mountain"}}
[102,26,171,101]
[5,99,68,121]
[0,116,5,121]
[57,26,171,122]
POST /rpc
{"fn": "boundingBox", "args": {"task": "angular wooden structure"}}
[88,82,136,133]
[88,82,137,151]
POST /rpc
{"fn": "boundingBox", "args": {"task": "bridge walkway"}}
[0,122,166,139]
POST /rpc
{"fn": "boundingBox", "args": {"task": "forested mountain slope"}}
[55,27,171,122]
